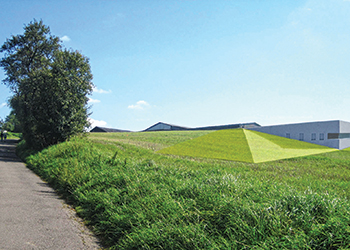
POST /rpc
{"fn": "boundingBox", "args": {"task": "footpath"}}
[0,140,102,249]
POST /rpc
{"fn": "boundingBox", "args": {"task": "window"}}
[286,133,290,138]
[299,133,304,141]
[320,133,324,140]
[328,133,350,139]
[328,133,338,139]
[311,133,316,141]
[339,133,350,139]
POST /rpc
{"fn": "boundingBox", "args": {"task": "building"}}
[248,120,350,150]
[90,120,350,149]
[143,122,260,132]
[191,122,260,131]
[143,122,189,132]
[90,126,130,133]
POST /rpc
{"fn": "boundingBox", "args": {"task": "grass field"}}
[245,130,337,163]
[18,131,350,249]
[158,129,253,162]
[157,129,336,163]
[89,130,211,151]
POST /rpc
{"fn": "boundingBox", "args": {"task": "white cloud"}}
[60,35,71,42]
[88,98,101,103]
[0,103,6,108]
[128,100,150,110]
[87,118,107,130]
[93,87,112,94]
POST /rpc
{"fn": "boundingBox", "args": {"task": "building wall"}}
[338,121,350,149]
[340,120,350,133]
[339,138,350,150]
[248,120,349,149]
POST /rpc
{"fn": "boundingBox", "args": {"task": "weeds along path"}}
[0,140,101,249]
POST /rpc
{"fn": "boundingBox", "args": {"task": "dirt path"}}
[0,140,102,249]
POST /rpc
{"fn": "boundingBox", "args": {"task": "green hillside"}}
[89,130,211,151]
[158,129,337,163]
[244,130,337,163]
[157,129,253,162]
[21,133,350,249]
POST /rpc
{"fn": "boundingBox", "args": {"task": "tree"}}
[0,20,93,149]
[3,110,21,132]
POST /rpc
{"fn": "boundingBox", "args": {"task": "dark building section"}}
[90,126,131,133]
[90,122,260,133]
[143,122,189,132]
[143,122,260,132]
[191,122,261,131]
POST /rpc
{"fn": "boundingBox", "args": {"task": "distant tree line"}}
[0,110,21,132]
[0,20,93,149]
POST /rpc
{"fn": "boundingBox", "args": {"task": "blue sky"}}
[1,0,350,131]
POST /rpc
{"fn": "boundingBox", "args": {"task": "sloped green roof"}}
[157,129,337,163]
[158,128,253,162]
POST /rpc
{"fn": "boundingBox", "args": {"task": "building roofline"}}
[90,126,131,133]
[142,122,190,131]
[256,120,345,128]
[191,122,260,130]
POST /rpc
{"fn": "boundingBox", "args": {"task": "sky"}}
[1,0,350,131]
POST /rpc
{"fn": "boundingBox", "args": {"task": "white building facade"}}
[248,120,350,150]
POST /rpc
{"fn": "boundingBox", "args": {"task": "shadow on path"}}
[0,139,22,162]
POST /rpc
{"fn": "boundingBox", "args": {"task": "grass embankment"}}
[89,130,211,151]
[245,130,337,163]
[158,129,253,162]
[158,129,336,163]
[19,131,350,249]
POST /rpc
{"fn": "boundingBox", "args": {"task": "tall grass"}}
[21,135,350,249]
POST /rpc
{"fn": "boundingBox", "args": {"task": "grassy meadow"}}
[245,130,337,163]
[158,129,254,162]
[158,129,336,163]
[19,130,350,249]
[88,130,211,151]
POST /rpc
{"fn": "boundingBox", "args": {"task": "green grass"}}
[89,130,211,151]
[157,129,337,163]
[6,132,21,140]
[245,130,337,163]
[18,132,350,249]
[158,129,253,162]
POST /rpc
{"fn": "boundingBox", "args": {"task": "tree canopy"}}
[0,20,93,149]
[2,111,20,132]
